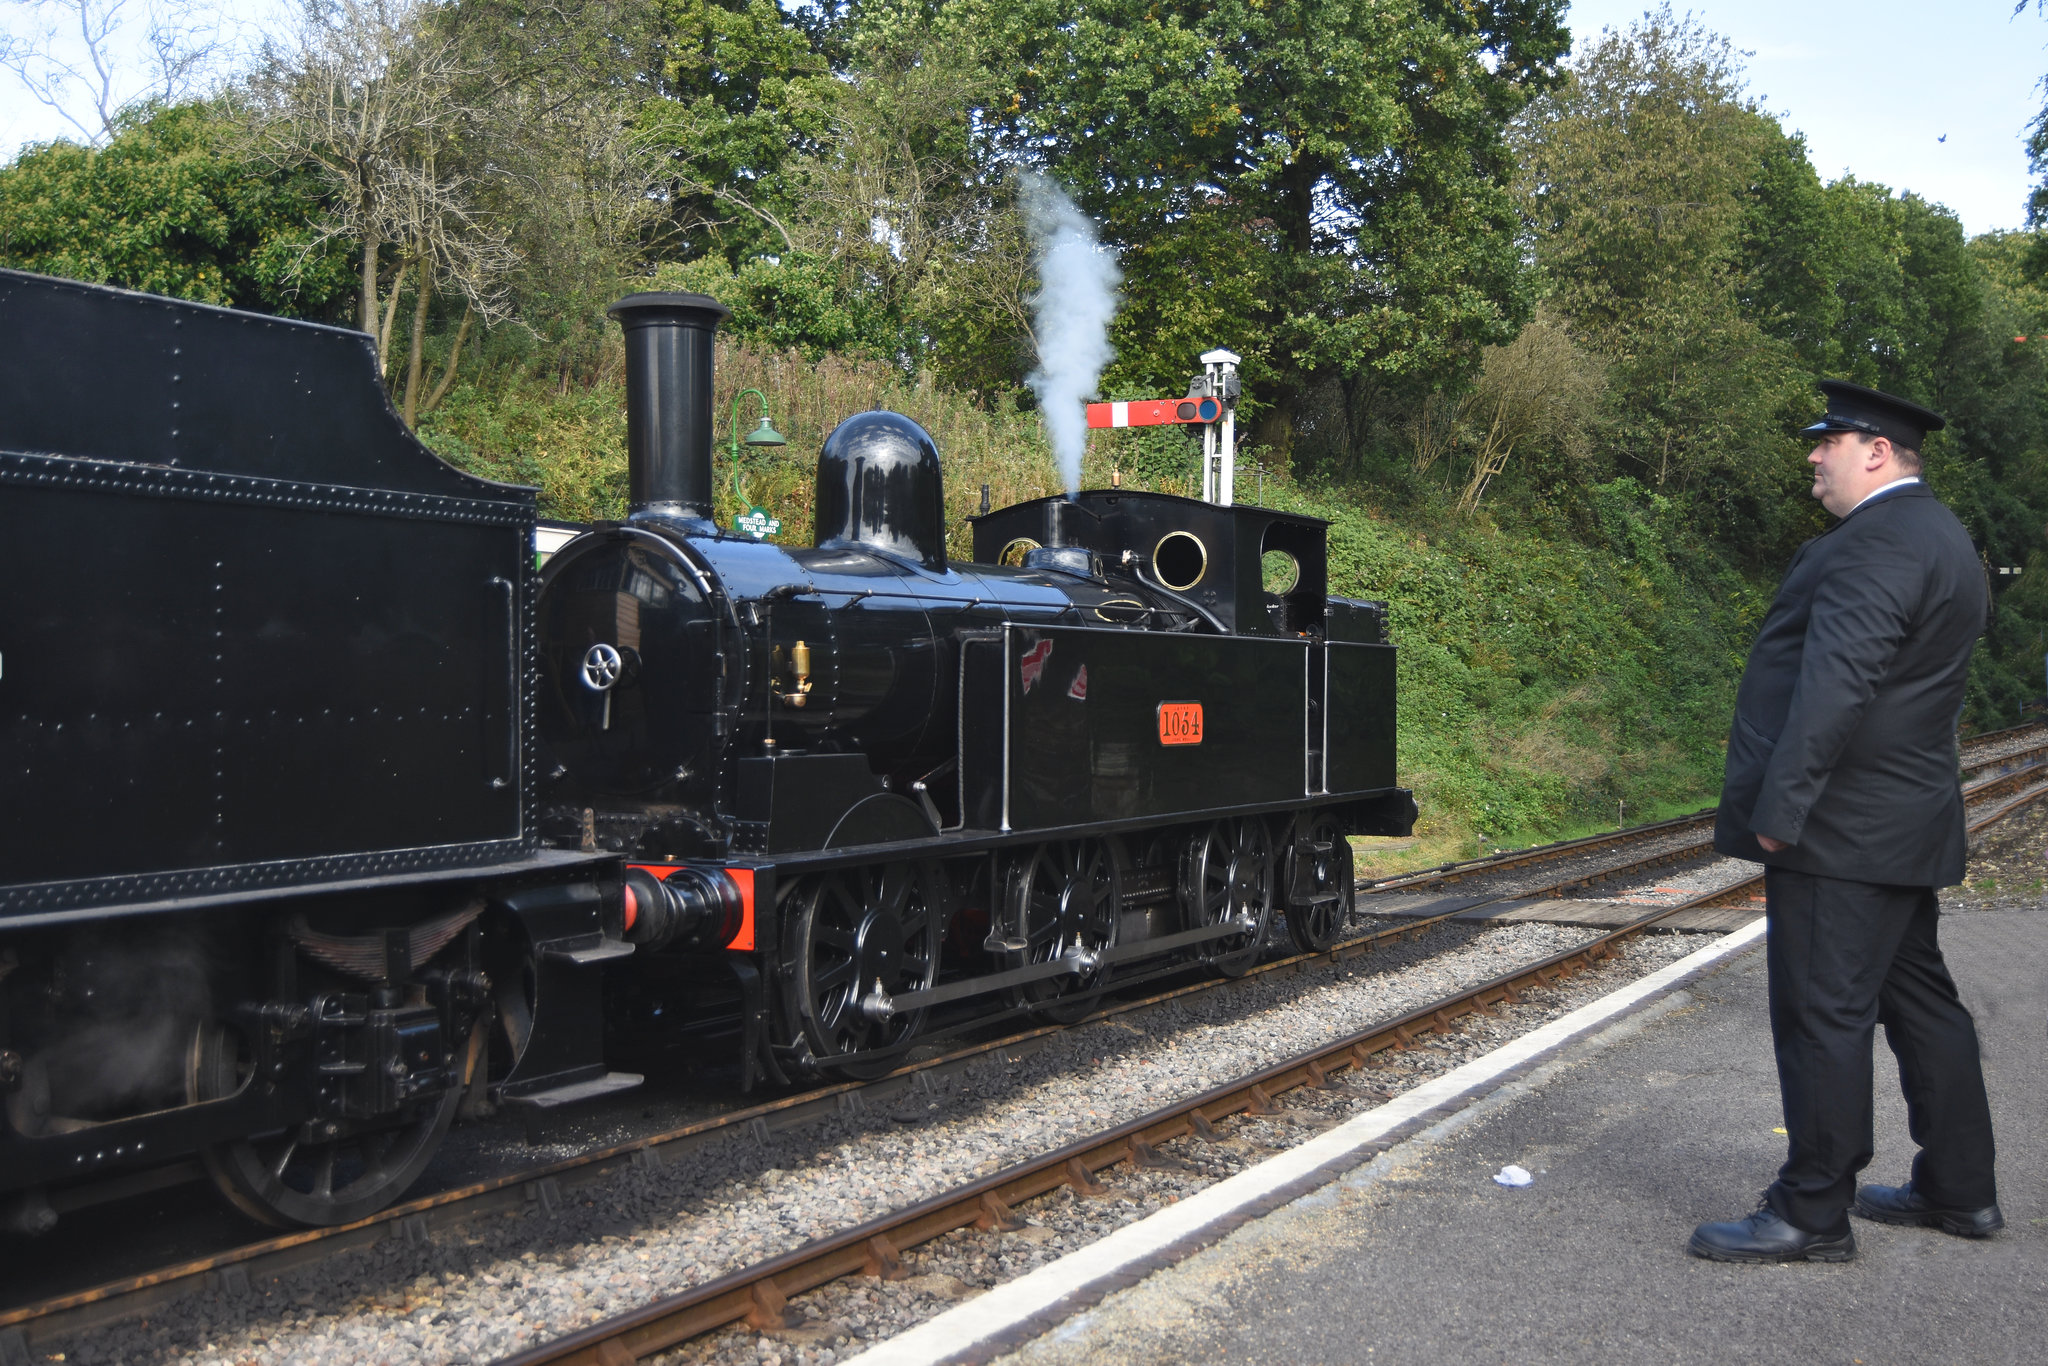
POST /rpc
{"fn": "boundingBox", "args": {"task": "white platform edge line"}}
[846,916,1768,1366]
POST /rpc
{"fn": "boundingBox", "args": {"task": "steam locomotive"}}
[0,270,1410,1233]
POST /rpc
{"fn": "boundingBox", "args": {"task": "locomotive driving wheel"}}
[1181,818,1275,977]
[1280,811,1355,954]
[184,1020,465,1228]
[786,862,944,1080]
[1003,839,1122,1025]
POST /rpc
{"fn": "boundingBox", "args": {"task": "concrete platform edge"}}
[844,918,1769,1366]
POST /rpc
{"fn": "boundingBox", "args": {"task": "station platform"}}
[983,898,2046,1365]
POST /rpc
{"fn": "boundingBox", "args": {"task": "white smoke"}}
[1022,175,1121,494]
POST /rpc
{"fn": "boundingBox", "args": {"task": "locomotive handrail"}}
[1135,577,1229,633]
[745,580,1212,631]
[490,575,520,799]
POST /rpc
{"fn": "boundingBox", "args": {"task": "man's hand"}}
[1757,834,1788,853]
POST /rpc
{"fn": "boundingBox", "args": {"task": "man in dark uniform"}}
[1691,381,2001,1263]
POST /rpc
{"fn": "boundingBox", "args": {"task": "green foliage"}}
[971,0,1571,438]
[655,254,901,358]
[1271,475,1754,849]
[638,0,839,265]
[1510,14,1815,558]
[1104,208,1271,401]
[0,102,353,316]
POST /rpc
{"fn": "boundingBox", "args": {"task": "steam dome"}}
[813,411,947,570]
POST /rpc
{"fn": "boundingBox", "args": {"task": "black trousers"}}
[1763,867,1997,1233]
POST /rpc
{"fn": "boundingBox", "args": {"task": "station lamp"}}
[727,388,787,539]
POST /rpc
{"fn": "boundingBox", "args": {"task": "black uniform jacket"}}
[1714,482,1985,887]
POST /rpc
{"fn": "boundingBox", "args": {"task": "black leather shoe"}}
[1689,1206,1855,1263]
[1854,1181,2003,1237]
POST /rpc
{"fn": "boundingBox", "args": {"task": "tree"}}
[0,99,353,314]
[639,1,1039,382]
[1,0,221,144]
[967,0,1571,459]
[791,0,1027,375]
[1406,309,1603,512]
[244,0,515,409]
[1511,9,1813,558]
[2022,1,2048,227]
[633,0,837,266]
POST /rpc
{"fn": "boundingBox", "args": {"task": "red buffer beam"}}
[1086,396,1222,428]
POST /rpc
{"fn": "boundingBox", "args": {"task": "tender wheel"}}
[1004,839,1121,1025]
[786,862,944,1079]
[1280,811,1355,954]
[1181,818,1274,977]
[185,1021,461,1228]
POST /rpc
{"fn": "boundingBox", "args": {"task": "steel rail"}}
[1361,809,1716,892]
[1961,740,2048,784]
[0,888,1511,1336]
[1958,759,2048,808]
[1959,718,2048,748]
[1966,776,2048,833]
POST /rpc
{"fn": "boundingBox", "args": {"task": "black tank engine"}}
[537,294,1413,1085]
[0,273,1410,1235]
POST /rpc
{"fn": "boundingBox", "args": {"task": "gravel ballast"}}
[1568,853,1761,907]
[1376,822,1716,902]
[1957,725,2048,769]
[654,928,1722,1366]
[1947,793,2048,913]
[31,919,1722,1366]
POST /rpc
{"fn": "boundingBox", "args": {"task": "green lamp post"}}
[727,387,787,540]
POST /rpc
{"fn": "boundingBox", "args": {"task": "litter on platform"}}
[1493,1164,1533,1187]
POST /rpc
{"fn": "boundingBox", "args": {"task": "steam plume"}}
[1021,176,1121,494]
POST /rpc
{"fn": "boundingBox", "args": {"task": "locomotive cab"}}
[968,490,1335,637]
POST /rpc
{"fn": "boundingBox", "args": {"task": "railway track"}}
[5,728,2041,1361]
[0,822,1715,1346]
[484,772,2048,1366]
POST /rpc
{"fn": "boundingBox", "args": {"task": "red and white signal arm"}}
[1086,397,1223,429]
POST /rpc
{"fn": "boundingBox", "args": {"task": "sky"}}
[0,0,284,153]
[1568,1,2048,235]
[5,1,2048,238]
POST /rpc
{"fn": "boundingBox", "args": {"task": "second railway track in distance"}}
[1369,721,2047,900]
[6,723,2042,1365]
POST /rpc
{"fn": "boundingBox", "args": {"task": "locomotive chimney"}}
[608,292,731,523]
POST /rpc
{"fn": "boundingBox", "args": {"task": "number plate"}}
[1157,701,1204,746]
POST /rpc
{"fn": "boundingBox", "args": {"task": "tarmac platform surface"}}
[995,901,2047,1366]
